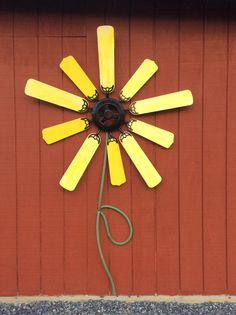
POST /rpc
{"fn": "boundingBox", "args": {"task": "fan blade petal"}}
[129,90,193,115]
[42,118,90,144]
[119,132,161,188]
[119,59,158,102]
[60,134,100,191]
[25,79,88,112]
[107,137,126,186]
[60,55,98,101]
[97,25,115,94]
[127,119,174,148]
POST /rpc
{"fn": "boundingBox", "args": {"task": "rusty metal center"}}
[92,98,125,131]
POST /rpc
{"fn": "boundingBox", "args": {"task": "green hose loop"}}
[96,132,133,295]
[100,205,133,246]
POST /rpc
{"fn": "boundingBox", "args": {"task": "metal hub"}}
[92,98,125,131]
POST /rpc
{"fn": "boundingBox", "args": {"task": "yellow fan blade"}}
[129,90,193,115]
[97,25,115,94]
[107,137,126,186]
[60,134,100,191]
[25,79,88,112]
[127,119,174,149]
[119,59,158,102]
[60,55,98,101]
[42,118,90,144]
[119,132,161,188]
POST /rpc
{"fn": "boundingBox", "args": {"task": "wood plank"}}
[154,10,180,295]
[14,1,38,37]
[178,7,204,294]
[85,3,109,295]
[38,0,63,37]
[62,37,88,294]
[0,36,17,296]
[226,6,236,295]
[0,3,233,296]
[62,0,86,37]
[130,0,156,294]
[106,0,133,295]
[0,1,14,36]
[38,37,64,294]
[14,36,40,294]
[203,9,227,294]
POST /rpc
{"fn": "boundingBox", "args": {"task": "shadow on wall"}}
[0,0,235,19]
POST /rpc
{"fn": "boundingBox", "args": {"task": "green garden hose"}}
[96,132,133,295]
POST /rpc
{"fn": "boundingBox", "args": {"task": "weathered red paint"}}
[0,1,235,296]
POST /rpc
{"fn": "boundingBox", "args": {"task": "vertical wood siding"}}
[0,0,235,295]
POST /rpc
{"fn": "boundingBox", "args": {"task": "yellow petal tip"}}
[186,89,194,105]
[42,130,48,143]
[60,55,73,64]
[145,58,158,71]
[59,179,75,191]
[148,175,162,188]
[111,179,126,186]
[42,136,51,145]
[97,25,114,31]
[166,134,174,148]
[24,78,33,95]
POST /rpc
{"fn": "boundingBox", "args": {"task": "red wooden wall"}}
[0,0,236,296]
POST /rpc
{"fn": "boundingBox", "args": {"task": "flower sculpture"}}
[25,26,193,294]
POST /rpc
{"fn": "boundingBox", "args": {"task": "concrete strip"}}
[0,295,236,304]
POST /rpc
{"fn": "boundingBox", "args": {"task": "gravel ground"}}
[0,300,236,315]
